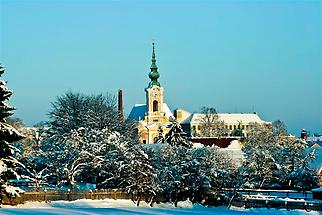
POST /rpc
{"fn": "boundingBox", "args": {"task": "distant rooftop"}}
[181,113,270,124]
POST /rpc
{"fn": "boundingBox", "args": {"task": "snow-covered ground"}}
[0,199,319,215]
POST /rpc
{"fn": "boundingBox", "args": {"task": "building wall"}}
[184,120,271,137]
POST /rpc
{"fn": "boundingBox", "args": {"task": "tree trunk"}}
[149,195,155,207]
[136,194,141,207]
[259,178,266,189]
[36,181,40,192]
[69,175,75,192]
[227,188,238,209]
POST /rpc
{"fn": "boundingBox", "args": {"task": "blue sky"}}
[0,0,321,135]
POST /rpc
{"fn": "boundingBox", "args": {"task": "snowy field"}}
[0,199,320,215]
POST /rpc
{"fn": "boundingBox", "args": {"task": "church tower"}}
[128,43,174,144]
[145,43,166,123]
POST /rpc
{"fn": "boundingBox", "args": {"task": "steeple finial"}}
[151,42,157,69]
[148,42,160,87]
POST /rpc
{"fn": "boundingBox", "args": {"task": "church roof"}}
[128,103,174,121]
[128,104,146,121]
[181,113,269,124]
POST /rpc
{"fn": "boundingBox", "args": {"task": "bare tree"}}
[272,120,288,136]
[198,106,228,138]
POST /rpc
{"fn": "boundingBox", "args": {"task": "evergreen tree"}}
[165,118,192,147]
[154,125,165,143]
[0,65,24,200]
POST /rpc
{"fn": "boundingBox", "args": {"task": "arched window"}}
[153,100,158,112]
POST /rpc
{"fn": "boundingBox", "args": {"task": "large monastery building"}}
[128,44,271,144]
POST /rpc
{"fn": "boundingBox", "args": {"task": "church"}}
[128,43,271,144]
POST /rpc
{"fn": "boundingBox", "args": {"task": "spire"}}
[150,42,158,70]
[148,42,160,87]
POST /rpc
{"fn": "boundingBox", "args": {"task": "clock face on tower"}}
[152,89,159,98]
[152,91,158,98]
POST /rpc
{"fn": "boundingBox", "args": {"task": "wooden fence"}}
[2,190,131,205]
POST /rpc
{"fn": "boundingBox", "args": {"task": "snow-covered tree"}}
[197,106,228,138]
[147,145,175,200]
[120,145,158,206]
[239,122,318,190]
[165,118,192,148]
[48,92,136,138]
[186,146,235,204]
[38,92,137,190]
[6,117,24,131]
[91,131,130,189]
[288,149,318,190]
[0,65,25,200]
[12,122,51,191]
[240,124,280,188]
[43,127,100,191]
[280,139,318,190]
[154,125,165,143]
[147,144,236,206]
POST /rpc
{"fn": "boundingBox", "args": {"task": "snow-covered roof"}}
[163,103,174,119]
[181,113,269,124]
[128,103,174,121]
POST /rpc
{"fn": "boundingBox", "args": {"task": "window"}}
[242,125,245,129]
[153,100,158,112]
[143,140,146,144]
[153,119,158,122]
[229,125,232,130]
[234,125,236,129]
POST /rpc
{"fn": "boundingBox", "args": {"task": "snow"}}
[220,140,244,165]
[311,188,322,192]
[309,148,322,173]
[1,199,319,215]
[181,113,270,125]
[0,160,8,174]
[226,140,242,150]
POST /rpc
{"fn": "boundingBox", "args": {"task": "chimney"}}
[118,89,123,120]
[301,129,307,140]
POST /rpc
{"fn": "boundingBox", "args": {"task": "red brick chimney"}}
[301,129,307,140]
[118,89,123,119]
